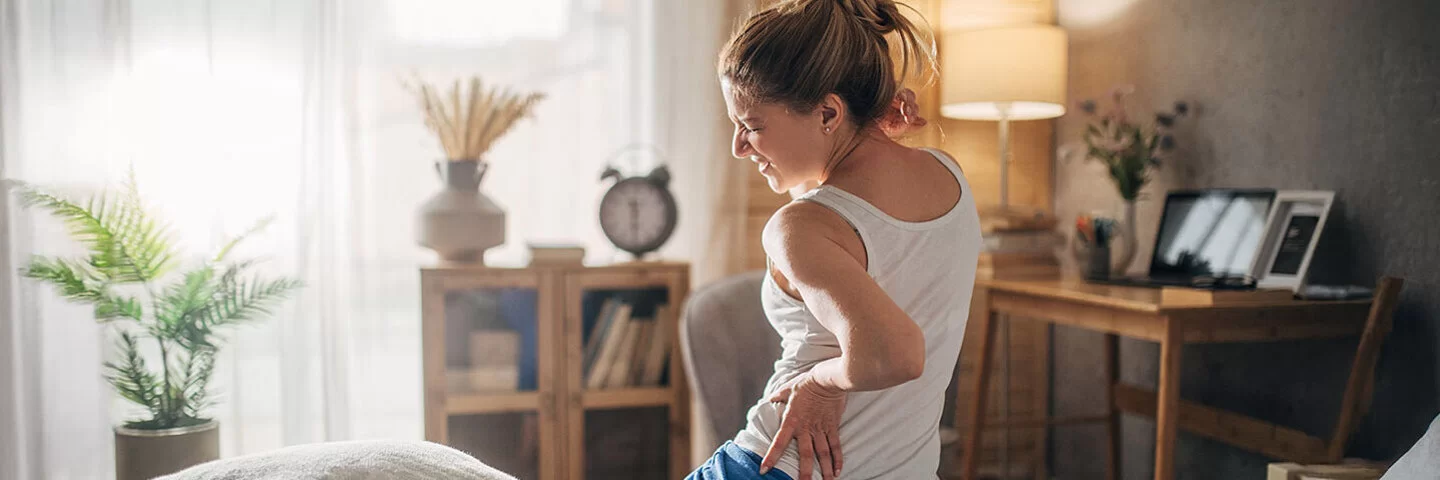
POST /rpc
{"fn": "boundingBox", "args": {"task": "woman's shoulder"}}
[918,146,959,166]
[762,200,868,270]
[762,201,851,248]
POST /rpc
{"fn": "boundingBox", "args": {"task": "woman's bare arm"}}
[764,201,925,392]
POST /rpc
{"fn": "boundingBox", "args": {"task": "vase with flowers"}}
[408,76,545,263]
[1073,85,1188,272]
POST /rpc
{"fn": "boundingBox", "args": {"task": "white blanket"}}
[159,440,518,480]
[1382,415,1440,480]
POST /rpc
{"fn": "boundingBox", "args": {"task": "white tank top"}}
[733,148,983,480]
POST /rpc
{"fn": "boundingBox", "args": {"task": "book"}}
[604,316,646,388]
[581,299,618,378]
[527,242,585,266]
[445,367,520,393]
[627,320,654,386]
[639,305,672,386]
[469,330,521,390]
[977,251,1060,279]
[586,302,632,389]
[982,230,1062,254]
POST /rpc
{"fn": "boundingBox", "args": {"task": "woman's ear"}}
[818,93,846,133]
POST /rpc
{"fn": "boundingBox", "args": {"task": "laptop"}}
[1088,189,1277,289]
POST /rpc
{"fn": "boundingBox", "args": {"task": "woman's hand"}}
[759,372,847,480]
[878,88,927,138]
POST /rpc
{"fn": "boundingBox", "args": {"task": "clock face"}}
[598,178,677,256]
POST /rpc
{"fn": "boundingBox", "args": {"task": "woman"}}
[687,1,983,479]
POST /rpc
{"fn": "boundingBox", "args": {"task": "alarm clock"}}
[598,164,678,260]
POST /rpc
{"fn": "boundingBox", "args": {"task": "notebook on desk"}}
[1088,189,1276,289]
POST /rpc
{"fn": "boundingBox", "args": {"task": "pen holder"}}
[1085,244,1111,279]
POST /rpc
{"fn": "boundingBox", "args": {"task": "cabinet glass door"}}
[422,270,558,480]
[563,268,688,480]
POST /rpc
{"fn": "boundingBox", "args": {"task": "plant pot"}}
[418,160,506,263]
[114,420,220,480]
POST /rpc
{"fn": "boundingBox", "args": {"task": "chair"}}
[678,271,783,457]
[1327,276,1405,461]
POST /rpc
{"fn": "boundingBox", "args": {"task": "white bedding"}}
[159,440,518,480]
[1382,415,1440,480]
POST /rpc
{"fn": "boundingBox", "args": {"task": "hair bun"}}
[836,0,900,35]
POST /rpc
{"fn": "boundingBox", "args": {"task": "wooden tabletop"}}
[978,277,1371,313]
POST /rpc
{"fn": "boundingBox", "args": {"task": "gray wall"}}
[1050,0,1440,478]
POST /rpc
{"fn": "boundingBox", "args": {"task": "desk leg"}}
[1104,333,1120,480]
[962,310,1000,480]
[1153,319,1183,480]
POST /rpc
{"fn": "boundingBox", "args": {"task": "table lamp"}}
[942,24,1067,231]
[943,28,1068,478]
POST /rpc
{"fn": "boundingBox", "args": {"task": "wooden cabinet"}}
[421,262,690,480]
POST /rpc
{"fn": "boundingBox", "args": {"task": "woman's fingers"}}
[767,386,789,403]
[828,429,843,476]
[768,377,798,403]
[880,89,927,138]
[796,432,814,480]
[814,433,834,480]
[760,373,848,478]
[758,422,794,474]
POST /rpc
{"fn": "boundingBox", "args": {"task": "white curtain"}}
[0,0,745,478]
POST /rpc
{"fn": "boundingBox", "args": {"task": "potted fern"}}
[9,173,302,480]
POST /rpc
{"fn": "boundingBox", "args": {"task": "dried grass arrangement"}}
[406,76,545,161]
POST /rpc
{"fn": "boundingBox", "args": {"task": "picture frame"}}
[1249,190,1335,291]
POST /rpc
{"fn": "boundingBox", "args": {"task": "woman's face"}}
[722,79,831,193]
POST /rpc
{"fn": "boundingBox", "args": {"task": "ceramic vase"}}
[1111,199,1139,273]
[418,160,506,263]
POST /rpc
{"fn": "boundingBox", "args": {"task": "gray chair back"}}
[679,271,783,456]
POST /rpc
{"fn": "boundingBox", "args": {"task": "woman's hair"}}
[718,0,936,127]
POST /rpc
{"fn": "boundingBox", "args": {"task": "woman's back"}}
[693,0,982,478]
[732,147,982,479]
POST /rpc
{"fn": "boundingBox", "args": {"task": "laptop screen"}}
[1150,190,1276,278]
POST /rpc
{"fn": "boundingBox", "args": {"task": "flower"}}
[1109,84,1136,102]
[1072,86,1188,201]
[1096,125,1135,153]
[1159,135,1176,151]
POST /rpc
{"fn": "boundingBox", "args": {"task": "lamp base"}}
[978,204,1056,234]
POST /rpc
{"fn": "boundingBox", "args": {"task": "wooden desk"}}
[962,277,1373,480]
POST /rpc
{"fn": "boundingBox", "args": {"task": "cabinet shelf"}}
[581,387,674,409]
[446,392,541,414]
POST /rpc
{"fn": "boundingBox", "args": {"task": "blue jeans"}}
[686,441,795,480]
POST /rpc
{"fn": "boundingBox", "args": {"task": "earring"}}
[824,127,831,133]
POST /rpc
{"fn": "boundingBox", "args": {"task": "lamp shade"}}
[941,25,1067,121]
